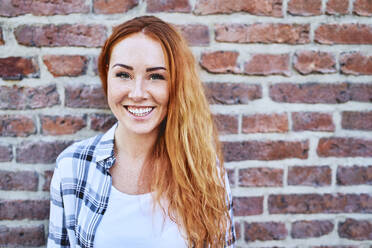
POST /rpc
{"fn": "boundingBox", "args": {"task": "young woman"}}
[48,15,235,248]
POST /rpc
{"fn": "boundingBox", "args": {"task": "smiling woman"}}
[47,16,235,248]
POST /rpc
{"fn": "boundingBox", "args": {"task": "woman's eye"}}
[150,73,165,80]
[115,72,130,79]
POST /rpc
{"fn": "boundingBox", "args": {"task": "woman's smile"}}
[125,106,155,117]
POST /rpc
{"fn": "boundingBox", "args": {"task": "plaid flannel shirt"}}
[48,123,235,248]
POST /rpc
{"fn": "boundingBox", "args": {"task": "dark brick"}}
[0,170,38,191]
[90,113,117,132]
[317,137,372,157]
[338,218,372,240]
[65,84,108,109]
[41,115,86,135]
[0,56,39,80]
[93,0,138,14]
[288,166,331,186]
[233,197,263,216]
[292,112,335,131]
[291,220,334,238]
[245,222,287,241]
[0,115,36,137]
[146,0,191,13]
[0,28,3,45]
[342,111,372,130]
[213,114,238,134]
[239,168,283,187]
[0,145,12,162]
[43,170,54,191]
[337,165,372,185]
[0,225,45,246]
[315,24,372,44]
[0,200,49,220]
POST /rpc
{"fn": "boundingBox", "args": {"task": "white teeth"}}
[127,106,153,116]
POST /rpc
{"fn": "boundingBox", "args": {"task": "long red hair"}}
[98,16,231,247]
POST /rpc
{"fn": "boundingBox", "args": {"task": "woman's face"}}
[107,32,169,137]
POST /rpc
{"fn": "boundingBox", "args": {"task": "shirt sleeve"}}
[47,165,71,248]
[224,170,236,248]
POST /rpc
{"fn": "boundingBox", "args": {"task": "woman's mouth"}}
[125,106,155,117]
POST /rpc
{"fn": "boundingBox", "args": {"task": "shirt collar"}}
[95,122,118,170]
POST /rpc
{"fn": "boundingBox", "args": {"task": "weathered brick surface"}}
[215,23,310,44]
[270,83,372,104]
[0,170,38,191]
[40,115,86,135]
[342,111,372,131]
[90,113,117,132]
[294,51,336,74]
[223,140,309,162]
[233,197,263,216]
[43,170,54,191]
[337,165,372,185]
[43,55,88,77]
[244,54,290,76]
[287,0,322,16]
[353,0,372,16]
[244,222,287,241]
[93,0,138,14]
[292,112,335,131]
[65,84,108,109]
[227,169,235,187]
[288,166,331,186]
[242,113,288,133]
[291,220,334,238]
[194,0,283,16]
[0,200,49,220]
[0,0,89,17]
[15,24,107,47]
[204,83,262,105]
[239,167,283,187]
[340,52,372,75]
[213,114,238,134]
[0,225,45,246]
[176,24,209,46]
[147,0,191,13]
[0,115,36,137]
[326,0,349,15]
[338,218,372,240]
[317,137,372,157]
[315,24,372,44]
[234,222,241,240]
[16,141,72,164]
[0,85,60,110]
[269,194,372,214]
[0,145,12,162]
[0,28,4,45]
[200,51,240,74]
[0,57,39,80]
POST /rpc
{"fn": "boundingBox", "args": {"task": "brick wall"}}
[0,0,371,247]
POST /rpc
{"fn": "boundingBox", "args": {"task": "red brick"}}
[338,218,372,240]
[315,24,372,44]
[0,0,89,17]
[147,0,190,12]
[242,113,288,133]
[223,140,309,162]
[200,51,240,74]
[0,170,38,191]
[270,82,372,104]
[317,137,372,157]
[244,54,290,76]
[90,113,117,132]
[194,0,283,17]
[291,220,334,238]
[337,165,372,185]
[0,145,12,162]
[288,166,331,186]
[326,0,349,15]
[16,140,72,164]
[288,0,322,16]
[43,55,88,77]
[41,115,86,135]
[0,200,49,220]
[15,24,107,47]
[43,170,54,191]
[269,194,372,214]
[227,169,235,187]
[292,112,335,131]
[342,111,372,130]
[92,56,99,75]
[215,23,309,44]
[340,52,372,75]
[353,0,372,16]
[213,114,238,134]
[0,225,45,246]
[0,85,59,110]
[239,167,283,187]
[0,28,3,45]
[65,84,108,109]
[93,0,138,14]
[0,115,36,137]
[294,51,336,74]
[234,222,241,240]
[204,83,262,105]
[244,222,287,241]
[233,197,263,216]
[175,24,209,46]
[0,57,39,80]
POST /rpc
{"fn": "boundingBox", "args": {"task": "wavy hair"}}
[98,15,231,247]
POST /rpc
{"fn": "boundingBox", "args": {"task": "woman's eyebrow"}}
[112,63,133,70]
[146,67,167,72]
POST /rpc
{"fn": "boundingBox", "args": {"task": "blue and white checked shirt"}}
[48,123,235,248]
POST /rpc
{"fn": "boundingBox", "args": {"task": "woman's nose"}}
[128,77,146,101]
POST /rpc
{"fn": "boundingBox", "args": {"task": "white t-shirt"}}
[93,185,188,248]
